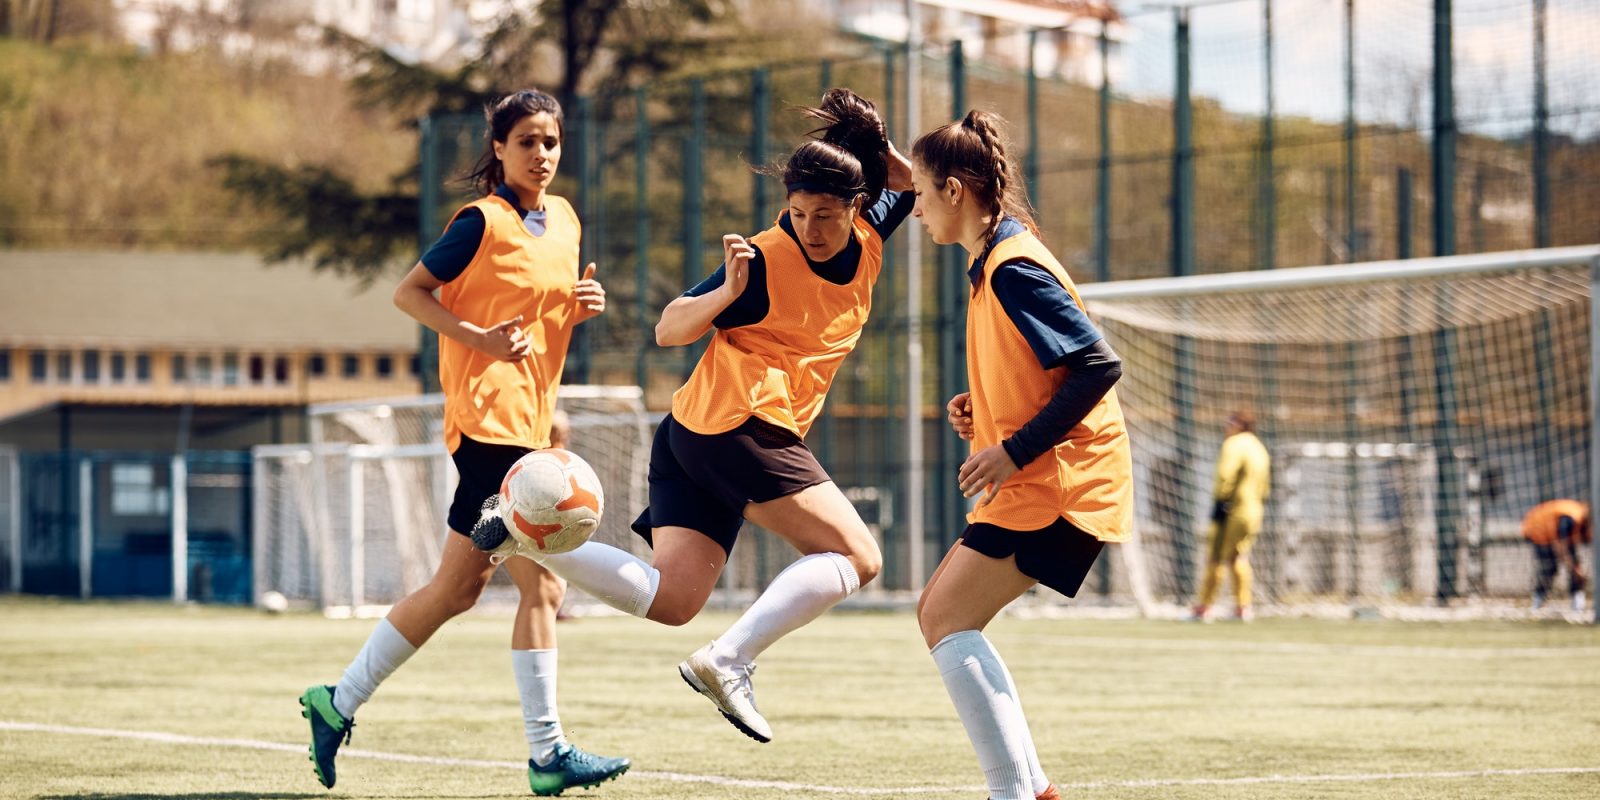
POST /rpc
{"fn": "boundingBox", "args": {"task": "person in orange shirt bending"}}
[478,88,913,744]
[298,89,629,796]
[909,110,1132,800]
[1521,499,1590,612]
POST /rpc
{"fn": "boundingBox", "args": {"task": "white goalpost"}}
[252,386,653,617]
[1079,245,1600,619]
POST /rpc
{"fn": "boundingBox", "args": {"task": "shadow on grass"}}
[39,795,512,800]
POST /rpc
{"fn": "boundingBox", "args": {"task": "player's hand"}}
[575,263,605,317]
[720,234,754,302]
[958,444,1018,507]
[479,315,530,361]
[885,141,913,192]
[946,392,974,440]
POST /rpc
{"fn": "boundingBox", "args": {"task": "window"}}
[308,354,327,378]
[342,354,361,379]
[171,353,187,383]
[0,351,10,382]
[195,354,213,383]
[273,356,289,384]
[111,463,169,516]
[110,352,126,382]
[222,353,240,385]
[135,353,151,383]
[375,355,394,378]
[30,351,47,381]
[83,350,101,382]
[410,354,421,376]
[249,354,265,384]
[55,351,72,383]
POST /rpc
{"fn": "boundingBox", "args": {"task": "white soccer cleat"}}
[678,643,772,743]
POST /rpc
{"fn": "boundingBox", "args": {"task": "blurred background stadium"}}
[1,0,1598,620]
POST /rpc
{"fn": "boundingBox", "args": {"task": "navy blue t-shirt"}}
[682,189,915,328]
[967,217,1103,370]
[420,184,549,282]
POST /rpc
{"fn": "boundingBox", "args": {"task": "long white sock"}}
[711,552,859,667]
[512,649,566,765]
[931,630,1035,800]
[994,648,1051,794]
[333,618,417,720]
[537,541,659,618]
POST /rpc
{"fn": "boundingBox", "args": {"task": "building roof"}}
[1,250,417,351]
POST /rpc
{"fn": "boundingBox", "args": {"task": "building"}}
[0,250,420,602]
[830,0,1128,86]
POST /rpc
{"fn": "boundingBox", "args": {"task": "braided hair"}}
[911,109,1039,243]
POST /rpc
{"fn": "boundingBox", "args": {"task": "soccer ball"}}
[496,448,604,556]
[260,590,289,614]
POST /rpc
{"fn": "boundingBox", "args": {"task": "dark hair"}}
[911,109,1038,242]
[1227,410,1256,433]
[765,88,888,205]
[467,89,565,197]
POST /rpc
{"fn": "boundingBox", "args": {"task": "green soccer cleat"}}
[299,684,355,789]
[527,742,631,796]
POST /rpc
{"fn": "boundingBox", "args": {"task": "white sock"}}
[994,648,1051,794]
[512,649,566,765]
[931,630,1035,800]
[711,552,859,668]
[537,541,660,618]
[333,618,417,719]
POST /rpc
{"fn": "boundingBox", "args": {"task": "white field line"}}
[1011,635,1600,660]
[4,721,1598,795]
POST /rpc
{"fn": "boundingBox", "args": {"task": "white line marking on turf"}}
[1017,635,1600,660]
[5,721,1598,795]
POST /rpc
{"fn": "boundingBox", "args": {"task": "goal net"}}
[1077,246,1598,618]
[252,387,651,616]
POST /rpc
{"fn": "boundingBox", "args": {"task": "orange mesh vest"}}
[966,230,1133,541]
[1522,499,1590,546]
[672,216,882,437]
[437,193,581,453]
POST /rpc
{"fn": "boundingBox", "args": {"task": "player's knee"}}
[849,549,883,587]
[437,584,485,617]
[647,598,700,627]
[519,574,566,611]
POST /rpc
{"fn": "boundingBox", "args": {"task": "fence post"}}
[1096,21,1112,282]
[1533,0,1550,247]
[572,95,595,383]
[1432,0,1456,256]
[682,78,706,379]
[1397,167,1413,259]
[417,115,441,394]
[1258,0,1275,270]
[1173,6,1194,277]
[171,454,187,603]
[634,87,651,391]
[752,68,771,233]
[1344,0,1358,261]
[940,40,969,545]
[79,457,92,599]
[904,0,927,588]
[1027,28,1040,209]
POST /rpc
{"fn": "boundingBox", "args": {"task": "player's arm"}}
[394,263,528,362]
[656,234,755,346]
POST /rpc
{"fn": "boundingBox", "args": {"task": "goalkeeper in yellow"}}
[1190,410,1271,622]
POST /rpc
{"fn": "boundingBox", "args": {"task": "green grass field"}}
[2,597,1597,800]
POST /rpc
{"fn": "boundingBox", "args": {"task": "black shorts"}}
[447,434,533,535]
[961,516,1105,597]
[631,413,831,556]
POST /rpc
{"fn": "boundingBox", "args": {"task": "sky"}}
[1110,0,1600,138]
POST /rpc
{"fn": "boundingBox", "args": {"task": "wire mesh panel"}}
[0,447,16,594]
[1080,247,1596,616]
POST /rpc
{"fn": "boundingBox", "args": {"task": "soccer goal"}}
[252,386,652,616]
[1077,245,1600,619]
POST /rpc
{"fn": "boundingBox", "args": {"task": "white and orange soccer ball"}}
[497,449,604,556]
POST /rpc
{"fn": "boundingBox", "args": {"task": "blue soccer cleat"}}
[299,684,355,789]
[527,742,631,796]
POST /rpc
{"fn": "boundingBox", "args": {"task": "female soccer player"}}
[909,110,1132,800]
[492,88,913,744]
[298,89,629,796]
